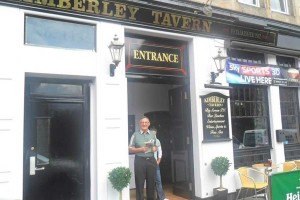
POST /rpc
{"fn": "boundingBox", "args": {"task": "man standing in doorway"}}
[129,116,157,200]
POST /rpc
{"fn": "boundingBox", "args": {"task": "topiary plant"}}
[211,156,231,189]
[108,166,132,200]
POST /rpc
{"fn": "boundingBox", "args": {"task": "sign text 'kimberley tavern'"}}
[6,0,277,45]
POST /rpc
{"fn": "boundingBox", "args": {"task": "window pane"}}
[230,85,270,149]
[36,117,50,165]
[277,56,295,68]
[238,0,258,6]
[30,83,83,96]
[271,0,287,12]
[25,16,96,50]
[280,87,300,143]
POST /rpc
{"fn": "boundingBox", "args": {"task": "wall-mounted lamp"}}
[203,0,213,17]
[210,48,227,84]
[108,34,125,77]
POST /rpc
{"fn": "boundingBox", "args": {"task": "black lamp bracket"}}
[110,64,116,77]
[210,71,221,85]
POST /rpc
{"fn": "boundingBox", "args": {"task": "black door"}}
[23,78,90,200]
[169,86,193,198]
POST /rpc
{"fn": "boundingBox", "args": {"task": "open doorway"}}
[127,76,193,200]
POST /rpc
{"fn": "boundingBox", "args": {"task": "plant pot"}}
[213,187,228,200]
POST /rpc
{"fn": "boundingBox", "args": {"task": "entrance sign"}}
[226,60,300,87]
[1,0,277,46]
[125,37,187,76]
[271,170,300,200]
[201,92,229,142]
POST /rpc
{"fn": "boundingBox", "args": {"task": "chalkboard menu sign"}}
[201,92,229,142]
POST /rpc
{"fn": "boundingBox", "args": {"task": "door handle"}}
[35,167,45,171]
[30,156,45,175]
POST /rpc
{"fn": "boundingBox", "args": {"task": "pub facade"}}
[0,0,300,199]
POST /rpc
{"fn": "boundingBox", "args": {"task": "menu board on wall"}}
[201,92,230,142]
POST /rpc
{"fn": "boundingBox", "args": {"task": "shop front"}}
[1,0,300,200]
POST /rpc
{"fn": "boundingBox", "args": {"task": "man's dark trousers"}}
[134,156,157,200]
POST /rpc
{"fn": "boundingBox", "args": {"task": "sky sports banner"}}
[271,170,300,200]
[226,60,300,87]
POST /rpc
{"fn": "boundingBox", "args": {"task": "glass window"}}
[280,87,300,144]
[25,16,96,50]
[230,85,270,149]
[238,0,259,7]
[36,117,51,165]
[30,83,83,97]
[276,56,295,68]
[271,0,288,13]
[227,49,265,64]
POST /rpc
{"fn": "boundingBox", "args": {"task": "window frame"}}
[276,56,296,69]
[280,87,300,144]
[238,0,260,7]
[25,15,97,51]
[271,0,289,14]
[230,84,271,148]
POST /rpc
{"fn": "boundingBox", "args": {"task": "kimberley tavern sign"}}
[1,0,277,46]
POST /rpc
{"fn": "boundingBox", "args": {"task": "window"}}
[230,85,270,149]
[238,0,259,7]
[271,0,288,13]
[30,83,83,97]
[25,16,96,50]
[227,49,265,64]
[36,117,51,165]
[280,87,300,144]
[228,50,272,169]
[276,56,295,68]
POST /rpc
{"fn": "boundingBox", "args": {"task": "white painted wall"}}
[190,37,235,198]
[265,54,285,164]
[0,5,130,200]
[0,6,26,200]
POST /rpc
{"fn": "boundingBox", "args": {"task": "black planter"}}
[213,187,228,200]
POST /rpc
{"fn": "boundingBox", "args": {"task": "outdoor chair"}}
[274,161,297,172]
[236,167,268,200]
[294,160,300,169]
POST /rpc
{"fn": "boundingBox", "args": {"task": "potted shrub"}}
[108,166,132,200]
[211,156,231,200]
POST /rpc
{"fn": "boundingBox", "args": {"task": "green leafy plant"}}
[211,156,231,189]
[108,166,132,200]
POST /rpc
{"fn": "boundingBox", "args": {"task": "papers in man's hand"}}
[144,139,155,153]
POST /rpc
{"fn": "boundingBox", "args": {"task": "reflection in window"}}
[36,117,50,165]
[238,0,259,7]
[25,16,96,50]
[280,87,299,144]
[271,0,288,13]
[230,85,270,149]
